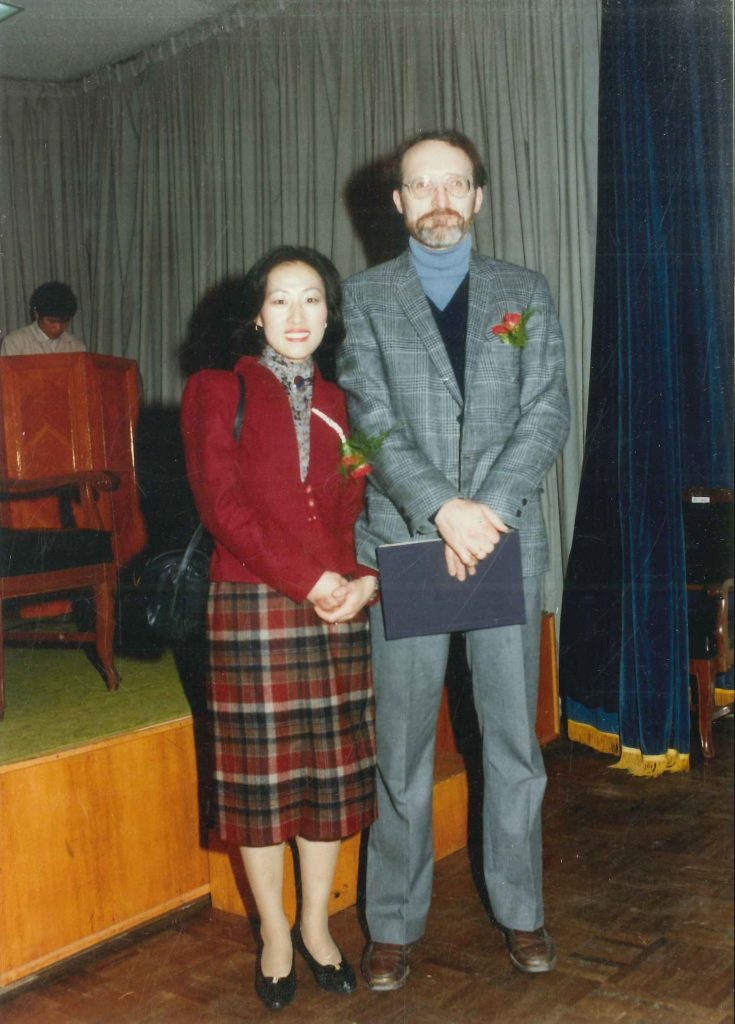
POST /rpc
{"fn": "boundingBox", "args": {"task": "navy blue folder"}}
[376,530,525,640]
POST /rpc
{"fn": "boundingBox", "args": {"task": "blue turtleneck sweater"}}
[409,234,472,310]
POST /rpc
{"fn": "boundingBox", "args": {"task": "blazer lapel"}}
[464,252,501,386]
[394,253,463,407]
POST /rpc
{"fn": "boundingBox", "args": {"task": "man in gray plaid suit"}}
[337,130,569,987]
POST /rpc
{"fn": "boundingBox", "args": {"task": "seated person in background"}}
[1,281,85,356]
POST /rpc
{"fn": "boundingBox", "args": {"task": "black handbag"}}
[139,373,246,644]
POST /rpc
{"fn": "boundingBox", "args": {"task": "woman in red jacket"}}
[181,247,378,1010]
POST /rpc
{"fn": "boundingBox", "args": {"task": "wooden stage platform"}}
[0,616,559,992]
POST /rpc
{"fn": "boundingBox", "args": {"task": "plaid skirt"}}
[207,581,376,847]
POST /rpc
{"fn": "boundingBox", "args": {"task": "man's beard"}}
[410,208,470,248]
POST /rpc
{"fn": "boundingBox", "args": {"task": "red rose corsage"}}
[491,309,535,348]
[312,408,391,481]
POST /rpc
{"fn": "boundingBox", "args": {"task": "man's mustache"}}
[418,208,463,226]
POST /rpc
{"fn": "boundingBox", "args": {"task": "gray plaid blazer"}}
[337,250,570,576]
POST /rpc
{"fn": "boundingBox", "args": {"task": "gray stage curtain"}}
[0,0,599,613]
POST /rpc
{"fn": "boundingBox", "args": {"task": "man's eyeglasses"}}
[401,174,474,199]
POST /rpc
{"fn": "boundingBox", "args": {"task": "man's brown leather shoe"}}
[361,941,411,991]
[504,927,556,973]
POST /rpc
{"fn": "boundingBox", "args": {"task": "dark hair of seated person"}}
[29,280,78,321]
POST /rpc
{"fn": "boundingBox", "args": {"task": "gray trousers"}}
[366,575,545,944]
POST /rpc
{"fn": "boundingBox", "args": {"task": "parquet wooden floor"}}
[2,718,732,1023]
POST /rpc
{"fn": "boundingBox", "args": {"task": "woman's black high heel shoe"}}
[293,926,357,994]
[255,952,296,1010]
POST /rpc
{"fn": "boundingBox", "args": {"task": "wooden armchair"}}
[683,488,734,758]
[0,471,121,720]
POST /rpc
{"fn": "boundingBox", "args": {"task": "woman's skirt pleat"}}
[207,581,376,847]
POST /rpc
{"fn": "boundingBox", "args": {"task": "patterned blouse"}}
[259,347,314,482]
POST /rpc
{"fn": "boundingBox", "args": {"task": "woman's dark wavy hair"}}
[391,129,488,190]
[232,245,345,381]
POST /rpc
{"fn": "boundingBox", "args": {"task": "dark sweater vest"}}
[427,274,470,399]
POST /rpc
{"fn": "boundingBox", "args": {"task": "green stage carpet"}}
[0,646,193,767]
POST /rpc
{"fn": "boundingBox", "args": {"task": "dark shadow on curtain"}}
[344,155,407,268]
[559,0,733,770]
[179,275,250,377]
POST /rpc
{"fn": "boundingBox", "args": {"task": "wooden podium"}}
[0,353,147,567]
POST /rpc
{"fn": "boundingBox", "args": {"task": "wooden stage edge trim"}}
[0,715,192,775]
[0,887,211,990]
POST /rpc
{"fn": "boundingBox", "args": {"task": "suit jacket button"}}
[457,413,464,425]
[516,510,522,517]
[522,498,528,506]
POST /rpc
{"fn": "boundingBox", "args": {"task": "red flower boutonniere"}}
[312,408,391,481]
[338,429,391,480]
[491,309,535,348]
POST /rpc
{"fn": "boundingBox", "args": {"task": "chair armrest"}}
[0,471,120,532]
[0,470,120,497]
[705,578,734,599]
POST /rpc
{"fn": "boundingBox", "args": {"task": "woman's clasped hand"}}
[308,571,379,622]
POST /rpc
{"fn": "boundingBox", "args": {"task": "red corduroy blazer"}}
[181,356,372,603]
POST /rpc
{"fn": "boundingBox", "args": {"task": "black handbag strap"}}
[175,372,247,583]
[175,522,206,582]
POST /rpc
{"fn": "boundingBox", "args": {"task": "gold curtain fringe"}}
[714,688,734,707]
[566,722,690,776]
[611,746,690,777]
[566,720,621,755]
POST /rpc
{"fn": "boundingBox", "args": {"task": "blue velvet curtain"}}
[559,0,733,774]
